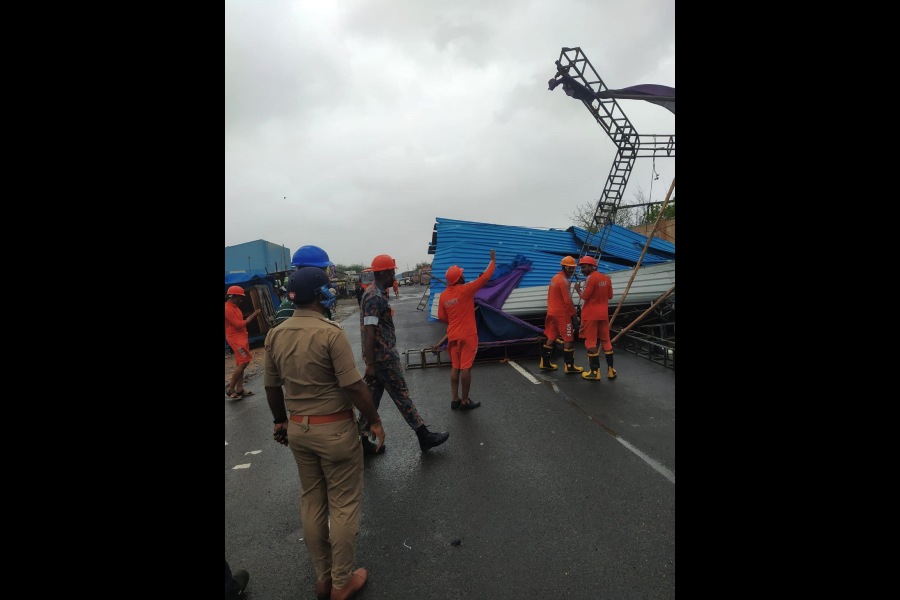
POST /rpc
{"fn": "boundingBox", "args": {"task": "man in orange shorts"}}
[540,256,583,374]
[438,249,496,410]
[573,255,616,381]
[224,285,261,398]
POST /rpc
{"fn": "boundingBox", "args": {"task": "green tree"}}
[644,199,675,224]
[569,196,642,231]
[625,185,674,225]
[334,263,366,274]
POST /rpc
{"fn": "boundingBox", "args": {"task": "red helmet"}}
[578,256,598,267]
[560,256,577,267]
[227,285,245,296]
[445,265,464,285]
[370,254,397,272]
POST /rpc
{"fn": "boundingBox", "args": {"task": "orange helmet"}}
[578,256,598,267]
[226,285,245,296]
[560,256,577,267]
[445,265,464,285]
[370,254,397,272]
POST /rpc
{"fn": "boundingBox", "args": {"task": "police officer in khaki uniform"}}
[264,267,386,600]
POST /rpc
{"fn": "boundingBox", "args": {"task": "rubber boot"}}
[416,425,450,451]
[605,350,617,380]
[582,352,602,380]
[539,344,557,371]
[563,349,583,374]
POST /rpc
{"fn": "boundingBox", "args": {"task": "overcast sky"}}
[225,0,675,273]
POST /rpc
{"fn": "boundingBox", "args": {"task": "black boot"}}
[563,349,583,374]
[416,425,450,451]
[539,344,557,371]
[582,352,602,380]
[227,569,249,599]
[605,350,617,379]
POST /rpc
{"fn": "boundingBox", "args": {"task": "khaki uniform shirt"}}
[263,308,363,416]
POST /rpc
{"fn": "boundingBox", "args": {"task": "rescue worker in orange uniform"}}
[438,249,496,410]
[224,285,261,398]
[540,256,583,373]
[573,255,616,381]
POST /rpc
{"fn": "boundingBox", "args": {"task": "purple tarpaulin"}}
[595,84,675,114]
[474,255,532,309]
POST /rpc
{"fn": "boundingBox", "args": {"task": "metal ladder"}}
[416,286,430,311]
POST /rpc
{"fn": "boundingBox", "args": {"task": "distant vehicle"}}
[402,278,411,285]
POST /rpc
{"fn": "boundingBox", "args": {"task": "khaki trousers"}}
[287,417,363,589]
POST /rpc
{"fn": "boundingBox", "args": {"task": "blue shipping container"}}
[225,240,292,275]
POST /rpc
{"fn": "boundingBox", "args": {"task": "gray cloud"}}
[225,0,675,270]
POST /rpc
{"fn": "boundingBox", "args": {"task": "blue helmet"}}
[291,245,333,268]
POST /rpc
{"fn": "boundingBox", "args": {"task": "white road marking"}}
[232,463,251,470]
[507,360,542,383]
[617,437,675,484]
[504,361,674,485]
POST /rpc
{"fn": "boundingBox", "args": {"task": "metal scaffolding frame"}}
[548,46,674,256]
[547,46,675,370]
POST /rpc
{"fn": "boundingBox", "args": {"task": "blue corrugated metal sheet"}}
[426,217,674,318]
[570,226,675,263]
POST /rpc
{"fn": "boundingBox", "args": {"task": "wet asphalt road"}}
[225,288,675,600]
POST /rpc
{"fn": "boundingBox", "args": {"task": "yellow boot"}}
[563,349,583,374]
[605,351,616,379]
[539,344,557,371]
[581,352,602,380]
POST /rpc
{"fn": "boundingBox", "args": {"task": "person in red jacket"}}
[438,249,496,410]
[541,256,583,374]
[573,255,616,381]
[224,286,261,398]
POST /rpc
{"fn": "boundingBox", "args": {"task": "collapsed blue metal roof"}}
[569,225,675,263]
[426,217,675,317]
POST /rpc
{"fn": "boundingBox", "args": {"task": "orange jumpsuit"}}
[438,260,496,369]
[577,270,613,351]
[225,302,252,365]
[544,270,577,343]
